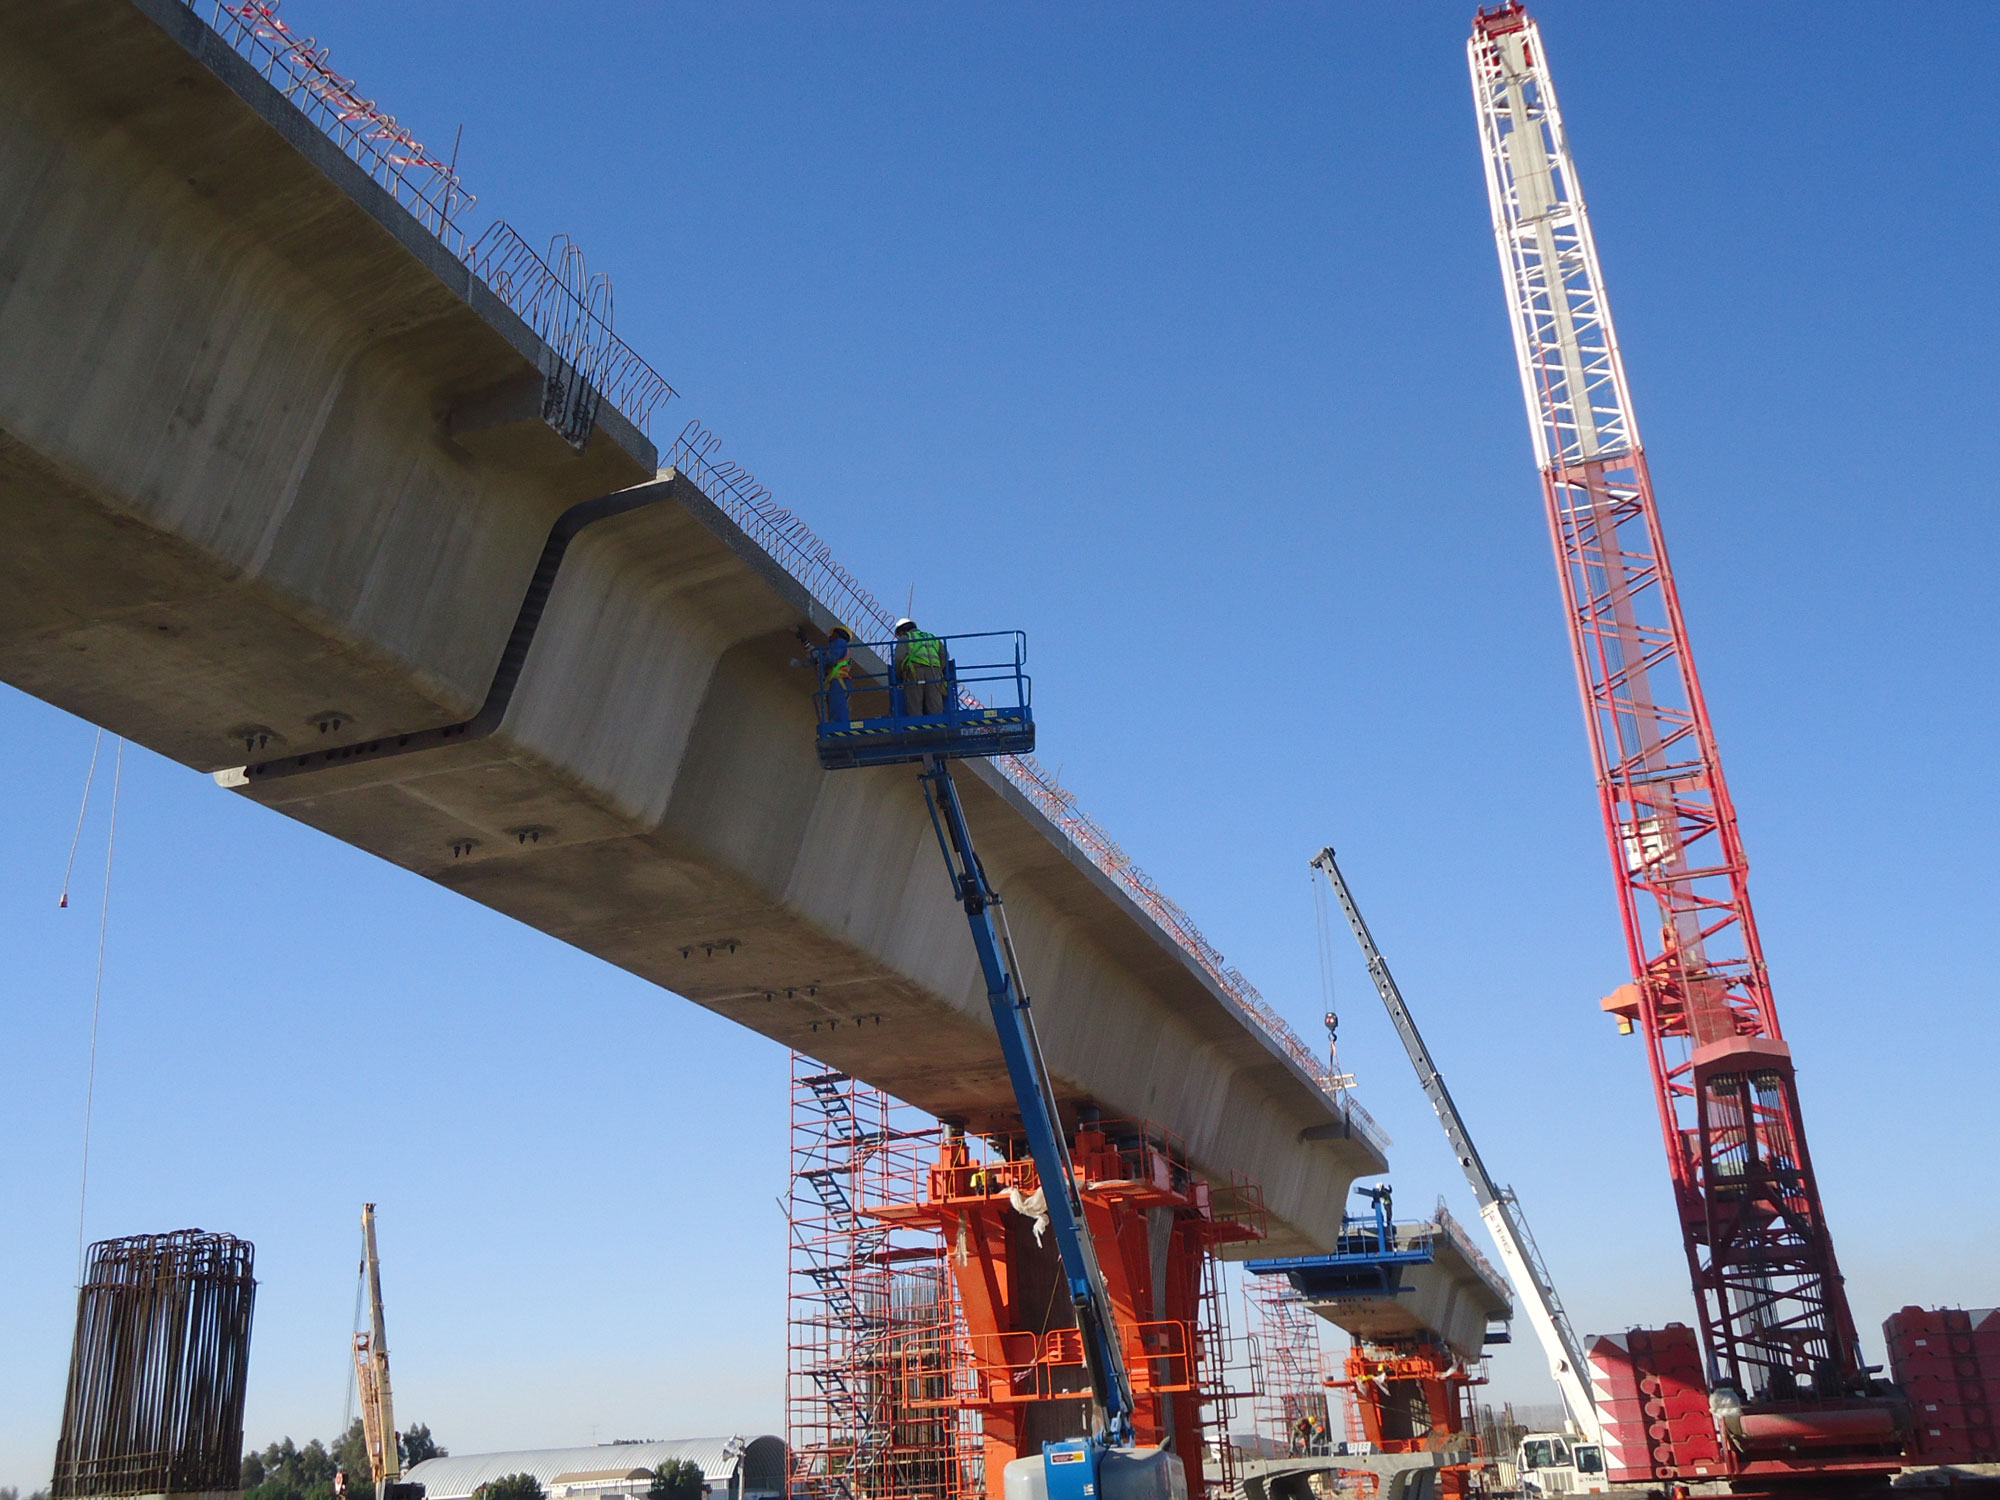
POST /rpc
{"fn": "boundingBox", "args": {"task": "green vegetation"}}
[475,1474,544,1500]
[241,1421,447,1500]
[242,1435,338,1500]
[647,1459,706,1500]
[402,1426,445,1467]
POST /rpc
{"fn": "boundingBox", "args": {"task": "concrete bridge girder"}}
[0,0,1386,1254]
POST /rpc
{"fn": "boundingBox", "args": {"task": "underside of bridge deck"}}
[0,0,1386,1254]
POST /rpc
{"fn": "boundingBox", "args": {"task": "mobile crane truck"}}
[349,1204,424,1500]
[810,627,1184,1500]
[1313,848,1608,1496]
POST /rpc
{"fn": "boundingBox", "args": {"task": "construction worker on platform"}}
[815,625,856,723]
[893,617,946,716]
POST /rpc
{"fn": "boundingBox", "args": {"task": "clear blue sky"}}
[4,1,1997,1486]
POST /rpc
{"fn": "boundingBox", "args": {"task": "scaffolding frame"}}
[787,1056,980,1500]
[1243,1279,1330,1457]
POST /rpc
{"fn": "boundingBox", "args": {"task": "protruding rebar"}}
[52,1230,257,1500]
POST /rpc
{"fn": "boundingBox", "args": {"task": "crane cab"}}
[1003,1442,1187,1500]
[810,628,1033,769]
[1514,1432,1608,1495]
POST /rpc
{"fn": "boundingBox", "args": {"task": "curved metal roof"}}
[405,1438,786,1500]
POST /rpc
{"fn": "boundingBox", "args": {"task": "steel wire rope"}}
[74,737,124,1282]
[1311,868,1346,1091]
[342,1235,366,1445]
[58,728,105,908]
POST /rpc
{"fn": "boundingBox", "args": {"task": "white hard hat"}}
[893,617,917,633]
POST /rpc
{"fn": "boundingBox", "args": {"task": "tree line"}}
[241,1421,446,1500]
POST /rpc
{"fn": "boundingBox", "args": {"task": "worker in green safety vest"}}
[893,617,947,716]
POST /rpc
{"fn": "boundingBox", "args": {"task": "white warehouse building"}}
[404,1438,786,1500]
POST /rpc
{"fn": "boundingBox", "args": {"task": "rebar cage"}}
[53,1230,258,1499]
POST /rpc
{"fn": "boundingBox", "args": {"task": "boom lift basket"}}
[812,629,1034,769]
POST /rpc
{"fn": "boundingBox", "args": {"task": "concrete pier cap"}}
[0,0,1386,1253]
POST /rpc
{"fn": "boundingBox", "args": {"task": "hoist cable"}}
[58,729,105,909]
[342,1244,365,1440]
[74,737,124,1281]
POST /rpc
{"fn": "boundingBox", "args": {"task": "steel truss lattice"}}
[1468,4,1863,1403]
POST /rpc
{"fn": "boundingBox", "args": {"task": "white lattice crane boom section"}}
[1471,18,1638,470]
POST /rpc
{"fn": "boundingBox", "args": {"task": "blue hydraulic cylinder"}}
[918,753,1137,1448]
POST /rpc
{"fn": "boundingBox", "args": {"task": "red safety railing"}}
[183,2,676,439]
[895,1321,1197,1410]
[195,3,474,248]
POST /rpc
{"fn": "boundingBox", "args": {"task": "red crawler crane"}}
[1467,5,1905,1486]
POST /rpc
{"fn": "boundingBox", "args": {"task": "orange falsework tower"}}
[789,1057,1266,1500]
[1331,1340,1485,1498]
[874,1116,1265,1500]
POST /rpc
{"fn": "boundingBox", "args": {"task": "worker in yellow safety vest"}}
[893,617,946,716]
[815,625,856,723]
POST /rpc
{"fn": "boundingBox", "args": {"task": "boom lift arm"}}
[923,756,1137,1442]
[1311,847,1600,1443]
[808,629,1179,1500]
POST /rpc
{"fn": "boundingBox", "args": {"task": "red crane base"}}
[1589,1324,1906,1494]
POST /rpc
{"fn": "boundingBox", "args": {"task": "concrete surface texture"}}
[1237,1451,1456,1500]
[0,0,1384,1253]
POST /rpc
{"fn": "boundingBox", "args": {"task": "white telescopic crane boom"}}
[353,1204,400,1488]
[1311,847,1600,1443]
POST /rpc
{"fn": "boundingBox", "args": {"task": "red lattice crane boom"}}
[1466,3,1890,1445]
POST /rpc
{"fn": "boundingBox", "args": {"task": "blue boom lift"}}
[810,629,1186,1500]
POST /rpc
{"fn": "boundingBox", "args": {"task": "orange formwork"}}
[865,1113,1265,1500]
[1330,1339,1487,1500]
